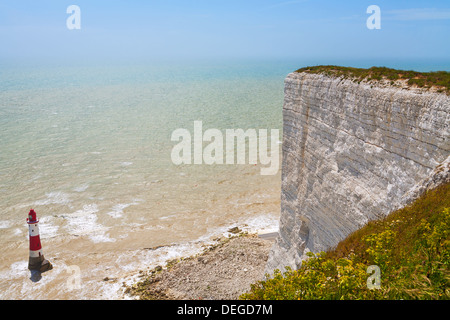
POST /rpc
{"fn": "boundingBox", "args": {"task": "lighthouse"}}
[27,209,52,272]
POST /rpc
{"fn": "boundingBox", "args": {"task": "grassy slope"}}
[241,183,450,300]
[295,65,450,94]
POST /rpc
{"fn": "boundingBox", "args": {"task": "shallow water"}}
[0,60,291,299]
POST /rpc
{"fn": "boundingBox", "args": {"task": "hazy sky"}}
[1,0,449,65]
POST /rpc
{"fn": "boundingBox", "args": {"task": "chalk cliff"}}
[266,71,450,273]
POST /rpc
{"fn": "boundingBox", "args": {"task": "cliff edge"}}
[266,68,450,273]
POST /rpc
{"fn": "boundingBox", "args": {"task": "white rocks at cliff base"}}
[266,72,450,273]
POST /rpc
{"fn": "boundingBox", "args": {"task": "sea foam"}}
[63,204,115,243]
[34,191,72,206]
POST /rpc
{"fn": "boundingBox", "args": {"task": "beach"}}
[126,232,276,300]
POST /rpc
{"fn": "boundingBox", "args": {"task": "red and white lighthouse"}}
[27,209,52,272]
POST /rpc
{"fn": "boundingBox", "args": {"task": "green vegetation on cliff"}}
[241,183,450,300]
[295,65,450,94]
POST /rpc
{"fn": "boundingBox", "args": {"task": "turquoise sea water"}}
[0,59,448,299]
[0,60,295,298]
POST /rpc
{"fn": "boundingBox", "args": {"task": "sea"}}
[0,59,295,299]
[1,58,448,299]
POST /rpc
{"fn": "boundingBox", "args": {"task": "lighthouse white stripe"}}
[29,249,43,258]
[28,224,40,237]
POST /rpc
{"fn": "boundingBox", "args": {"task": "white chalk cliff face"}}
[266,72,450,273]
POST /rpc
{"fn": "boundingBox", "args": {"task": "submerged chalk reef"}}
[266,66,450,273]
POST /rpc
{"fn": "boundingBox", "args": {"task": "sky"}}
[0,0,449,67]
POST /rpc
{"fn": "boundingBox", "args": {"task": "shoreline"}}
[124,231,276,300]
[0,210,279,299]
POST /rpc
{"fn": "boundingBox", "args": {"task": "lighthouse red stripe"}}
[29,235,42,251]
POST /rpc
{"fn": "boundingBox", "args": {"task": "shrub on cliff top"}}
[241,183,450,300]
[295,65,450,94]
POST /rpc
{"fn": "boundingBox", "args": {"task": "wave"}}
[34,191,72,206]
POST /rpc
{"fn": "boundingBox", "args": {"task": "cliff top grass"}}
[296,65,450,94]
[241,182,450,300]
